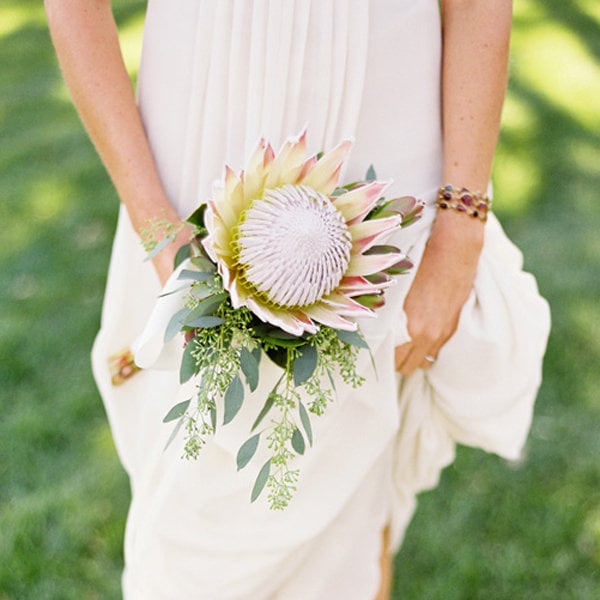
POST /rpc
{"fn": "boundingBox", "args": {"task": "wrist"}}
[429,209,484,255]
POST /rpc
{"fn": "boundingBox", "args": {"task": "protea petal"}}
[336,274,393,296]
[228,278,250,308]
[348,215,402,254]
[291,311,319,334]
[224,165,246,215]
[264,132,308,189]
[246,297,308,336]
[320,293,376,318]
[333,180,389,225]
[303,303,358,331]
[297,155,318,181]
[300,139,353,194]
[346,252,405,276]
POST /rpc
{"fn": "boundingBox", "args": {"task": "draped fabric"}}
[91,1,550,598]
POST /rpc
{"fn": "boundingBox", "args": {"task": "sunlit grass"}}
[118,13,145,77]
[0,5,45,38]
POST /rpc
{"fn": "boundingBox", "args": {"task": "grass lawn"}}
[1,1,599,598]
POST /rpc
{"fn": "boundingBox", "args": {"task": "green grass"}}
[1,1,599,598]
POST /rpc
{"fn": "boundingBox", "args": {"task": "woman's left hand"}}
[394,210,484,376]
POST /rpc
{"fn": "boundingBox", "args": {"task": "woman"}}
[46,1,550,598]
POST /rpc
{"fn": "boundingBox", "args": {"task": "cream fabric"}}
[91,1,551,598]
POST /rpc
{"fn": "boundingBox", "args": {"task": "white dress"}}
[91,1,551,598]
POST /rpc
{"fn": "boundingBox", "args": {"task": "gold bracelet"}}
[436,184,491,222]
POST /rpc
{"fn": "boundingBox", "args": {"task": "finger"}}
[420,353,437,370]
[396,346,426,376]
[394,343,412,371]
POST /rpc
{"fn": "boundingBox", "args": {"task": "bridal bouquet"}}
[143,132,423,509]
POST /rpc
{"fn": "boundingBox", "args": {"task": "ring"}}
[424,354,436,364]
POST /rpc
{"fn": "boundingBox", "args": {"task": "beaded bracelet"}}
[436,184,492,222]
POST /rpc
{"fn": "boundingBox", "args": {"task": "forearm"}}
[428,0,512,252]
[44,0,181,234]
[441,0,512,191]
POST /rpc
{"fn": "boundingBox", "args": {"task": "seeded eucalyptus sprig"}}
[147,150,423,510]
[160,238,368,509]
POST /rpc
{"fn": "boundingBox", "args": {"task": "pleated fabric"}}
[91,1,551,598]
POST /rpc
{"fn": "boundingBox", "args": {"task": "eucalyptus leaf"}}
[293,345,318,386]
[189,281,216,300]
[144,236,173,262]
[298,401,313,446]
[291,428,305,455]
[178,269,213,282]
[251,459,271,503]
[179,340,197,384]
[184,293,228,325]
[251,346,262,363]
[174,243,191,269]
[236,434,260,471]
[335,329,369,349]
[240,346,260,392]
[162,399,191,423]
[186,316,224,329]
[325,367,337,392]
[164,416,185,451]
[265,346,288,369]
[365,164,377,181]
[263,336,305,349]
[210,406,217,432]
[158,284,190,299]
[251,392,276,431]
[223,375,244,425]
[164,307,191,343]
[190,255,216,272]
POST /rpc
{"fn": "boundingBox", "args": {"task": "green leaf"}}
[180,341,197,383]
[265,346,288,369]
[144,236,173,262]
[251,346,262,363]
[298,401,313,446]
[184,293,228,325]
[223,375,244,425]
[178,269,213,282]
[174,243,191,269]
[210,406,217,431]
[158,284,190,299]
[251,392,276,431]
[186,316,224,328]
[190,255,216,272]
[240,346,260,392]
[326,367,337,392]
[186,204,206,227]
[291,428,306,455]
[189,281,216,300]
[251,459,271,503]
[163,399,191,423]
[164,307,191,342]
[236,433,260,471]
[293,345,318,386]
[164,416,185,451]
[335,329,369,349]
[365,164,377,181]
[364,244,400,255]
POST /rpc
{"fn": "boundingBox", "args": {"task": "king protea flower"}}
[202,132,414,336]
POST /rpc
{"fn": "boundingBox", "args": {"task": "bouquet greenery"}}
[142,132,423,509]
